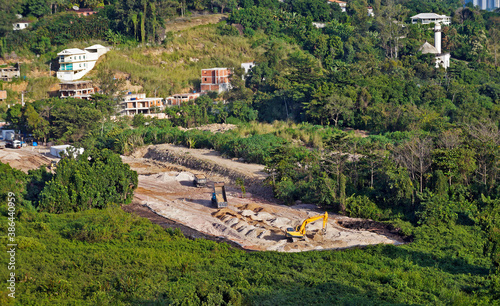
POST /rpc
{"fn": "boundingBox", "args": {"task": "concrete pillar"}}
[435,24,442,54]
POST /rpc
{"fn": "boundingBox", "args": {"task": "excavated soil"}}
[338,220,413,243]
[134,143,271,197]
[0,142,407,252]
[124,144,406,252]
[0,146,54,172]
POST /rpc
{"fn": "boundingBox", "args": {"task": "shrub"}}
[345,195,384,221]
[416,192,458,226]
[217,24,240,37]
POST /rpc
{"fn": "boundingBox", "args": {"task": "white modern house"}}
[418,24,451,69]
[56,45,109,81]
[411,13,451,25]
[241,61,255,80]
[13,20,32,30]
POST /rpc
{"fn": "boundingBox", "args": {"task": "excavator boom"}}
[285,212,328,239]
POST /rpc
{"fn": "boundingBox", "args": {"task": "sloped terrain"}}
[125,144,405,252]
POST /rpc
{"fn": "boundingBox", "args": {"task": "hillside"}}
[92,23,263,96]
[2,0,500,304]
[0,19,263,105]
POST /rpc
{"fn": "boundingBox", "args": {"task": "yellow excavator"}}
[285,212,328,239]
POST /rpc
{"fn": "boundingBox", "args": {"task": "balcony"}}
[58,56,88,63]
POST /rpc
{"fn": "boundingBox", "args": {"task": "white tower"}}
[434,24,442,54]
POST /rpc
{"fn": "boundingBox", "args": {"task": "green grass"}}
[1,23,264,103]
[0,207,497,305]
[92,23,264,97]
[233,121,349,149]
[26,77,59,101]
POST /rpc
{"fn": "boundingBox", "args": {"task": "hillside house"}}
[411,13,451,25]
[0,66,20,82]
[241,62,255,80]
[59,81,95,100]
[328,0,347,12]
[467,0,499,11]
[418,24,450,69]
[367,6,374,17]
[13,20,32,30]
[201,68,232,93]
[56,44,109,81]
[68,8,98,17]
[165,93,202,106]
[120,93,164,115]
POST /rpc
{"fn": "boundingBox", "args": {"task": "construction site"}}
[0,133,407,253]
[124,142,408,252]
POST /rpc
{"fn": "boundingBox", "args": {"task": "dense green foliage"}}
[0,147,137,214]
[0,204,499,304]
[36,149,137,213]
[2,0,500,304]
[6,96,114,144]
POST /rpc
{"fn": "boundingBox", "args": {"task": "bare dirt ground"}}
[0,141,407,252]
[122,202,253,252]
[124,144,407,252]
[0,145,54,172]
[132,143,269,196]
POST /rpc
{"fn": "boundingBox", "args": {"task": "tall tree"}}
[489,27,500,67]
[24,104,49,144]
[324,94,354,127]
[131,13,138,41]
[95,68,125,98]
[141,0,146,44]
[150,2,157,43]
[376,1,409,59]
[393,136,433,193]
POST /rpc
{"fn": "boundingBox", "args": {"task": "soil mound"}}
[337,220,413,243]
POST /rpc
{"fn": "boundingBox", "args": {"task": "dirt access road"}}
[124,143,406,252]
